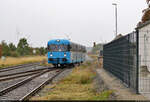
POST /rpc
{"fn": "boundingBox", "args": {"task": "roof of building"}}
[136,19,150,29]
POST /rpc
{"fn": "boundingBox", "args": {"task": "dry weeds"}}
[0,56,47,68]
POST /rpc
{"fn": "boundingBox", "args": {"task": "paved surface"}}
[139,77,150,99]
[139,77,150,93]
[96,68,147,100]
[139,66,150,99]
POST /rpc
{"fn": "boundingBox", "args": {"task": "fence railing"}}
[103,31,138,93]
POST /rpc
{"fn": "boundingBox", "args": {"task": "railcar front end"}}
[47,39,71,67]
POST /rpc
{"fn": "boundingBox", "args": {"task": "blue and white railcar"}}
[47,39,86,67]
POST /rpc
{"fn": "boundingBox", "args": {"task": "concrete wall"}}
[139,23,150,72]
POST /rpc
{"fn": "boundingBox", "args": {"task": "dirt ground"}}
[97,57,148,100]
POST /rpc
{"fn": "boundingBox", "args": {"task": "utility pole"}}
[112,3,118,37]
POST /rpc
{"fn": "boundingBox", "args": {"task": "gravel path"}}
[96,68,147,100]
[93,68,116,100]
[0,69,58,100]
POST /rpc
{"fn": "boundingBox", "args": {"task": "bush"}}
[10,51,20,57]
[80,74,93,84]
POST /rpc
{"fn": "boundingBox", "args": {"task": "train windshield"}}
[48,44,68,52]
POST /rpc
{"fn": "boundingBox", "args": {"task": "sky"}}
[0,0,147,47]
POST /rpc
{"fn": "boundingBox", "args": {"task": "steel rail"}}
[0,62,39,70]
[0,67,57,96]
[0,70,45,82]
[0,62,40,72]
[0,67,49,78]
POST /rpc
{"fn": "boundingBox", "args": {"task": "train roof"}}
[48,39,86,48]
[48,39,70,45]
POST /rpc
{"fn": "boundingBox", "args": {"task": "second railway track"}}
[0,62,40,73]
[0,68,49,82]
[0,63,47,77]
[0,67,66,100]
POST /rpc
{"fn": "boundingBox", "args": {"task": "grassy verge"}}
[31,59,113,100]
[0,56,47,68]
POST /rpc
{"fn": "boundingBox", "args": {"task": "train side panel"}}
[70,51,86,63]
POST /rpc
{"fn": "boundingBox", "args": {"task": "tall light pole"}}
[112,3,118,37]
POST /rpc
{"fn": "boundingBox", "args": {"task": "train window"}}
[68,45,71,51]
[48,44,69,52]
[69,43,86,52]
[59,44,68,51]
[70,43,75,51]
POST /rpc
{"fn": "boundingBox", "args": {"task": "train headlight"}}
[50,54,53,57]
[64,54,67,57]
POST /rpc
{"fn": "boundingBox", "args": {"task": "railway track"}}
[0,62,40,73]
[0,68,49,82]
[0,67,49,78]
[20,69,65,101]
[0,67,66,100]
[0,63,48,78]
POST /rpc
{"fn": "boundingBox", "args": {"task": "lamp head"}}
[112,3,117,5]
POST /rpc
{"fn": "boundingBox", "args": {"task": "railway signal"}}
[93,42,96,47]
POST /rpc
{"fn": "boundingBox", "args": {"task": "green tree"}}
[39,47,47,55]
[17,38,30,56]
[1,40,11,56]
[9,43,16,51]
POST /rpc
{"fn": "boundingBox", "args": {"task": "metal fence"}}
[103,31,138,93]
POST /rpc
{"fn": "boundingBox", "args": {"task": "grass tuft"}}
[62,66,94,85]
[91,90,113,100]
